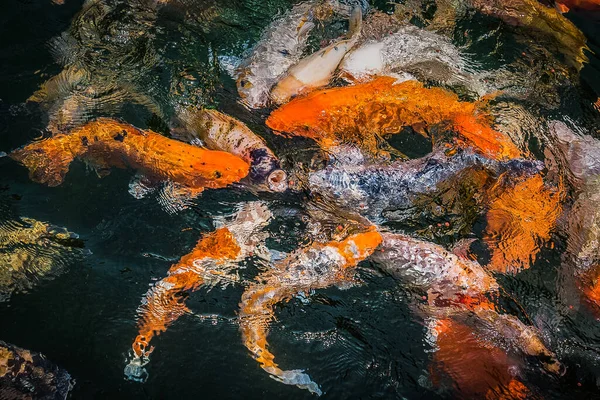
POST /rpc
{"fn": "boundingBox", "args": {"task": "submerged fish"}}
[125,202,271,382]
[173,108,287,191]
[269,6,363,105]
[467,0,588,69]
[10,118,249,195]
[338,24,485,94]
[555,0,600,12]
[267,77,523,159]
[308,147,542,225]
[371,233,563,376]
[429,318,531,399]
[235,0,355,109]
[483,173,564,274]
[548,121,600,310]
[0,340,73,399]
[238,228,382,395]
[0,212,85,302]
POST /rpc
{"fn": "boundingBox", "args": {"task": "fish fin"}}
[450,238,477,260]
[10,140,77,187]
[347,6,362,39]
[297,21,315,41]
[156,182,201,214]
[128,174,158,199]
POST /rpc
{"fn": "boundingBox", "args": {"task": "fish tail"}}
[239,284,323,395]
[10,135,82,187]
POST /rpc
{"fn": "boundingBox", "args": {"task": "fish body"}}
[236,0,353,108]
[370,232,498,298]
[308,148,541,224]
[238,229,382,395]
[174,108,287,191]
[0,340,73,399]
[10,118,249,193]
[267,77,522,159]
[483,173,563,274]
[371,233,563,375]
[467,0,588,68]
[125,202,271,381]
[339,25,479,91]
[270,7,362,105]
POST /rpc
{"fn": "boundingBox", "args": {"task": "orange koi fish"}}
[238,228,382,395]
[556,0,600,12]
[430,318,530,400]
[266,77,522,160]
[10,118,249,194]
[125,202,272,381]
[175,108,287,192]
[484,173,564,274]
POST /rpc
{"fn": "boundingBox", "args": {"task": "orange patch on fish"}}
[10,118,249,191]
[266,77,522,160]
[431,318,528,399]
[133,227,241,358]
[484,174,563,274]
[556,0,600,11]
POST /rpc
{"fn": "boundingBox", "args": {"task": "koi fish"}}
[0,340,73,399]
[238,228,382,395]
[308,147,542,225]
[269,6,363,105]
[483,173,564,274]
[125,201,271,382]
[338,24,485,94]
[235,0,356,109]
[0,211,85,302]
[266,77,523,160]
[429,318,531,399]
[467,0,588,69]
[371,232,563,375]
[547,121,600,310]
[10,118,249,196]
[174,108,287,192]
[555,0,600,12]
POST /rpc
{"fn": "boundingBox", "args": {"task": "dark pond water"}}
[1,0,600,399]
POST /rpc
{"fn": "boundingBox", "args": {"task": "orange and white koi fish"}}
[238,228,382,395]
[371,233,563,376]
[174,108,287,192]
[267,77,522,160]
[483,173,564,274]
[124,201,272,382]
[270,6,362,105]
[10,118,249,195]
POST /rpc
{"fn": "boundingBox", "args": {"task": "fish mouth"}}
[267,169,288,192]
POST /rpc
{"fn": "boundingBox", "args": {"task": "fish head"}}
[236,69,266,109]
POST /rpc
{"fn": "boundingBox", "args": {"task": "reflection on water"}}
[0,0,600,398]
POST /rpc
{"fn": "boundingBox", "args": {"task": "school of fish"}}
[2,0,600,397]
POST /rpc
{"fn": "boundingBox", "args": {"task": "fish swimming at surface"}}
[238,228,382,395]
[125,201,271,382]
[10,118,249,195]
[267,77,523,159]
